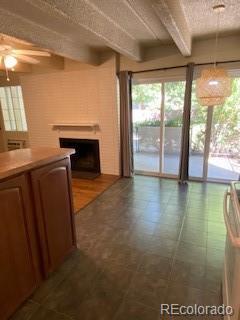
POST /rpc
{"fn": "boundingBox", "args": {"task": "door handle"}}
[223,191,240,248]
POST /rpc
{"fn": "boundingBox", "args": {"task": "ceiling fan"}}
[0,36,51,81]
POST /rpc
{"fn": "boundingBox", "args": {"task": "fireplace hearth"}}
[59,138,100,179]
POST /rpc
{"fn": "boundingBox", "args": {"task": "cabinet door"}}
[0,175,38,320]
[31,157,76,275]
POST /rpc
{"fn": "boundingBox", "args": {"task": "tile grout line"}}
[162,211,188,300]
[111,253,146,320]
[27,299,74,320]
[162,187,200,299]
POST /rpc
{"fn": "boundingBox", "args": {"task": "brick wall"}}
[20,53,120,175]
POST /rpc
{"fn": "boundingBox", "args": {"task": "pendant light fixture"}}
[196,4,232,106]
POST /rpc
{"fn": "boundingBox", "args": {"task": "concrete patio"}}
[134,152,240,181]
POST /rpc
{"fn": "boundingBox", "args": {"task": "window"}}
[0,86,28,131]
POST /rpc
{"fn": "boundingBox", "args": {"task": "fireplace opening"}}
[59,138,100,179]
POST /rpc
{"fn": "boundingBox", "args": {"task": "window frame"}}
[0,86,28,132]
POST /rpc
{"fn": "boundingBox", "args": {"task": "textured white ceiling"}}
[31,0,143,60]
[89,0,170,43]
[24,0,109,48]
[0,0,239,64]
[181,0,240,38]
[90,0,156,42]
[0,5,100,65]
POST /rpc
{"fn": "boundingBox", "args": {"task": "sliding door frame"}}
[189,105,232,184]
[135,94,233,183]
[189,106,216,182]
[134,80,179,179]
[134,82,219,182]
[202,107,214,180]
[159,82,165,174]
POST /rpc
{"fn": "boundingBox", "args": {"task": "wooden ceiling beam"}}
[0,0,142,62]
[153,0,192,56]
[125,0,170,42]
[29,0,142,61]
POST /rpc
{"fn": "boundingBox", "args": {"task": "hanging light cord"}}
[4,59,10,82]
[214,9,221,68]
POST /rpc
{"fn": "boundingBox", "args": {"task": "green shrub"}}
[134,118,182,127]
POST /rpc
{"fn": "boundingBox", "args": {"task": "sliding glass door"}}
[189,78,240,182]
[132,74,240,182]
[132,79,185,177]
[132,83,162,173]
[207,78,240,181]
[189,81,208,179]
[163,81,185,175]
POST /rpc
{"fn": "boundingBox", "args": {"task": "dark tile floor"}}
[11,176,228,320]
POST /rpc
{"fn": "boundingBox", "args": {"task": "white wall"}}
[20,53,120,175]
[18,35,240,175]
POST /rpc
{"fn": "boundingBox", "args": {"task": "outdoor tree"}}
[210,79,240,154]
[132,78,240,157]
[132,83,161,109]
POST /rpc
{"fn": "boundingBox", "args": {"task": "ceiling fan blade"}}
[13,54,40,64]
[0,34,30,48]
[12,49,51,57]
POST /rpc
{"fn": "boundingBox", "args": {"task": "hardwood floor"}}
[72,174,119,213]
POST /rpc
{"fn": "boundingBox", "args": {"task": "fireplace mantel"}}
[50,122,99,133]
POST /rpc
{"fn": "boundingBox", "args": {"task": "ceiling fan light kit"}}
[0,35,51,81]
[4,55,17,68]
[196,4,232,107]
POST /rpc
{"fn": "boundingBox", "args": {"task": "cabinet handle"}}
[223,191,240,248]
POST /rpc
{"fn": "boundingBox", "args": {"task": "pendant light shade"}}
[196,68,232,106]
[196,4,232,106]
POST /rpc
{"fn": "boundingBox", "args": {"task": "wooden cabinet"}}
[31,158,76,275]
[0,149,76,319]
[0,175,39,320]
